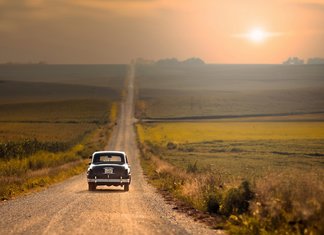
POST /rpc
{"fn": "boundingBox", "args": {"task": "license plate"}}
[104,167,114,174]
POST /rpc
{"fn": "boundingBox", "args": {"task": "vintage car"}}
[87,151,131,191]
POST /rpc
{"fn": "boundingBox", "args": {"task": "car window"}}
[93,154,125,164]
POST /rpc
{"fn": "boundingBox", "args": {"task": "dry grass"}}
[253,170,324,223]
[0,160,88,200]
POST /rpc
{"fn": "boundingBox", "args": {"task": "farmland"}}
[137,120,324,179]
[136,64,324,118]
[0,64,125,200]
[0,64,126,88]
[0,99,111,124]
[135,64,324,234]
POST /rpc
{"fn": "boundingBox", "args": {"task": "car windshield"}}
[93,153,125,165]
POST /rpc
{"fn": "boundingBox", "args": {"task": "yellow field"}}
[137,121,324,143]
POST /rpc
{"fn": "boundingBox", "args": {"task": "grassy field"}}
[0,124,111,200]
[0,99,116,199]
[137,120,324,177]
[136,120,324,233]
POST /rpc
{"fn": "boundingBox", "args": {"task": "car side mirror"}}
[89,155,92,159]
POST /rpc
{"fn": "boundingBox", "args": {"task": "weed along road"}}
[0,64,221,235]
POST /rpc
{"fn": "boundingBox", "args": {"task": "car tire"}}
[88,182,96,191]
[124,184,129,192]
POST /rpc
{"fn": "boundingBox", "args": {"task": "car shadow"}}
[76,186,128,194]
[91,188,126,193]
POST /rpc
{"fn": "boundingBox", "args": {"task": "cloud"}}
[0,0,179,26]
[295,1,324,12]
[70,0,180,17]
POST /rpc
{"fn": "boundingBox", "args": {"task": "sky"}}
[0,0,324,64]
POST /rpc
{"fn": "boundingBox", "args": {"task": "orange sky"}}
[0,0,323,64]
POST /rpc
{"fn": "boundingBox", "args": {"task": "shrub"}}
[206,193,221,214]
[221,180,254,216]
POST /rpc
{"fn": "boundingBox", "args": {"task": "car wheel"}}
[88,182,96,191]
[124,184,129,192]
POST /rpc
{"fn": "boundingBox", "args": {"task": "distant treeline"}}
[135,57,206,66]
[283,57,324,65]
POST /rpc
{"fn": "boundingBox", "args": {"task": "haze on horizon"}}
[0,0,324,64]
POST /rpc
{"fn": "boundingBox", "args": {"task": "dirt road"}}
[0,64,221,234]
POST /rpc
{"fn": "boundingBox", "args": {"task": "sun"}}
[248,28,266,43]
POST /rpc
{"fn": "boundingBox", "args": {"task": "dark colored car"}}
[87,151,131,191]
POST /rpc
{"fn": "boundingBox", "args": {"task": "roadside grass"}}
[0,160,88,200]
[136,121,324,234]
[109,102,118,124]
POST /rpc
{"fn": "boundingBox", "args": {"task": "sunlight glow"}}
[248,28,266,43]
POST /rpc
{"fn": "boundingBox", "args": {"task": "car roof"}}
[92,151,126,155]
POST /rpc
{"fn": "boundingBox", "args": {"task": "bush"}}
[206,193,221,213]
[222,180,254,216]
